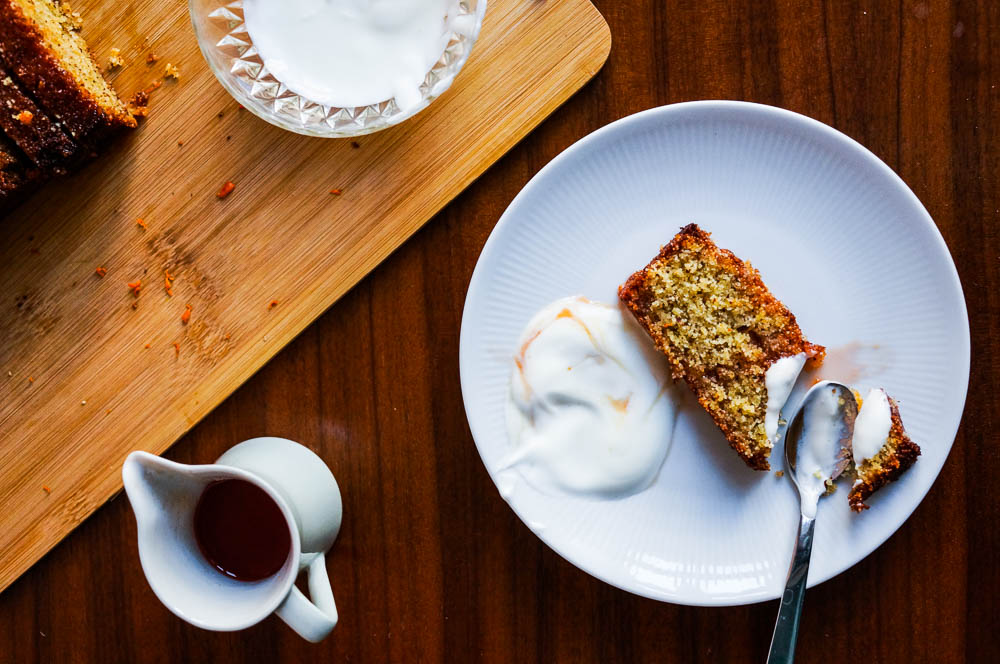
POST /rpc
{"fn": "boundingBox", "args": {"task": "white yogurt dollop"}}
[852,387,892,468]
[501,296,679,498]
[763,353,807,444]
[243,0,454,109]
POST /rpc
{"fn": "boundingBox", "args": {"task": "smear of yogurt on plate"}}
[501,296,679,498]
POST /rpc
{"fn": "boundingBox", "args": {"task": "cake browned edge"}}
[0,0,135,145]
[618,223,825,470]
[0,59,77,173]
[848,395,921,511]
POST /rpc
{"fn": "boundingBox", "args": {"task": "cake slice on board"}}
[0,0,135,145]
[0,61,77,173]
[619,224,824,470]
[0,130,39,207]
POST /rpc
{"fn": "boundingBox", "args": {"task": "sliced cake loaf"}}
[619,224,824,470]
[0,61,76,172]
[0,131,39,208]
[0,0,135,145]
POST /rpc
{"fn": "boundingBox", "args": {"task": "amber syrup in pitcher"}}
[193,479,292,582]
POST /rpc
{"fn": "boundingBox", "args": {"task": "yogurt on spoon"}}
[243,0,456,109]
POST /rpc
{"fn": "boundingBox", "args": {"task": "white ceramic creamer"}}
[122,437,342,642]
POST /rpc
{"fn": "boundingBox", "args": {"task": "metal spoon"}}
[766,380,857,664]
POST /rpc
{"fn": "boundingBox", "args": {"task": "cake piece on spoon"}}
[848,388,921,511]
[619,224,824,470]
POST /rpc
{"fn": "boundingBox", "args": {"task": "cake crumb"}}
[59,3,83,30]
[164,63,180,80]
[775,470,784,478]
[127,90,149,117]
[146,52,160,64]
[80,400,86,406]
[108,47,124,69]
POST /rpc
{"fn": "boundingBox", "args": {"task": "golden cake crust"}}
[619,224,824,470]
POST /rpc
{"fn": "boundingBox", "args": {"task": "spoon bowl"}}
[785,381,858,516]
[767,380,858,664]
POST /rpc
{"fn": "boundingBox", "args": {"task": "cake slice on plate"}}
[619,224,824,470]
[848,388,921,511]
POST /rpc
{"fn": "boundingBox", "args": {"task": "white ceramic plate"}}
[459,101,970,606]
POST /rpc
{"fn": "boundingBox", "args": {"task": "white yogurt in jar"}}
[242,0,455,109]
[501,296,679,498]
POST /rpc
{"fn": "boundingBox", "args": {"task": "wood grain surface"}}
[0,0,610,593]
[2,0,998,662]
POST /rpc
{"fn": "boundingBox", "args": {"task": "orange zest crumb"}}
[42,485,51,494]
[146,52,159,64]
[173,342,180,356]
[135,217,147,230]
[28,376,34,383]
[181,303,192,324]
[216,180,235,199]
[223,333,231,340]
[268,299,279,309]
[164,270,174,296]
[144,79,163,93]
[329,188,342,196]
[95,266,106,277]
[17,110,32,124]
[127,280,142,297]
[144,343,151,349]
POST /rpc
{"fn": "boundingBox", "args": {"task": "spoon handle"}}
[766,512,816,664]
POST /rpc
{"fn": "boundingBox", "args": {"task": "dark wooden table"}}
[2,1,997,661]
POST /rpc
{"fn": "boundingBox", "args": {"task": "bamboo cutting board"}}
[0,0,610,592]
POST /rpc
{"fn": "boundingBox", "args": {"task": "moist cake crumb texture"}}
[848,394,921,511]
[619,224,824,470]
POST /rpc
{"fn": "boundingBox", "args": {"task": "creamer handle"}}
[275,553,338,643]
